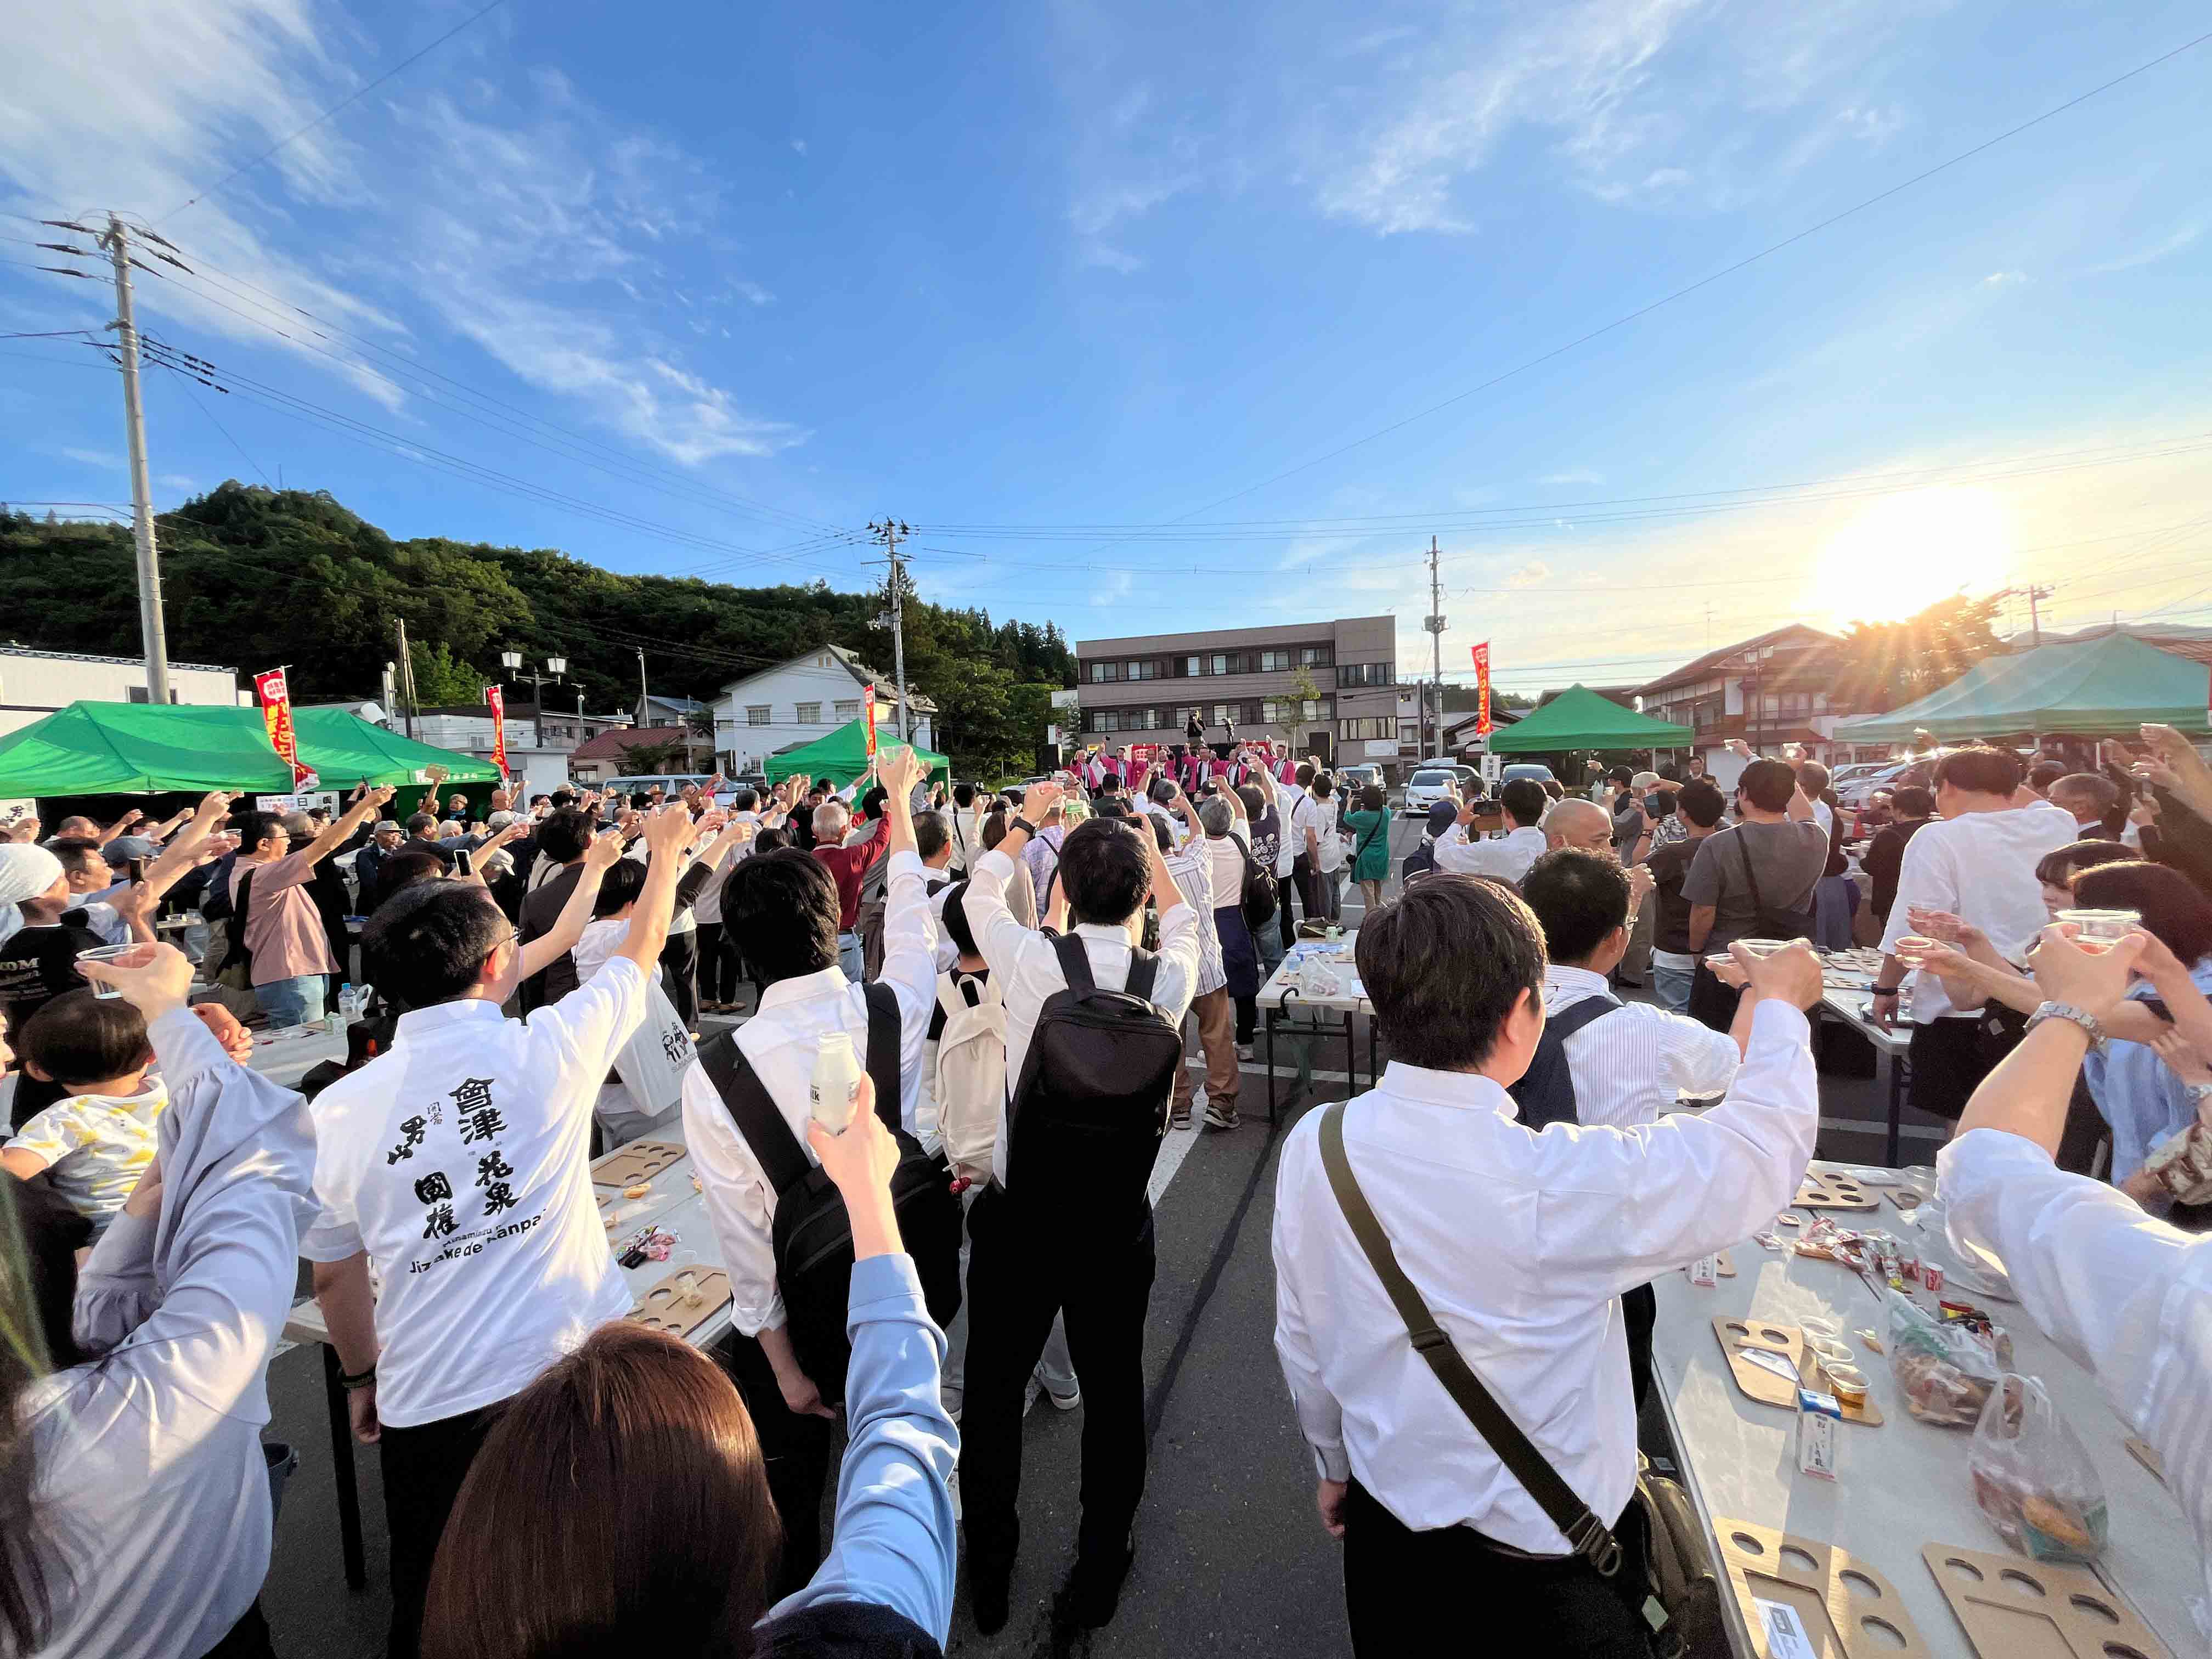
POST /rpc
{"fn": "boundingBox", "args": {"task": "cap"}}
[103,834,160,865]
[1425,801,1460,837]
[0,843,64,907]
[374,820,404,834]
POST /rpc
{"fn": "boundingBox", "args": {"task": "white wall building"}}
[0,646,250,738]
[713,645,935,774]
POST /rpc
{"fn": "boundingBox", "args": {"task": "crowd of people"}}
[0,720,2206,1659]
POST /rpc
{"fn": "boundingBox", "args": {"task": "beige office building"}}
[1074,615,1399,765]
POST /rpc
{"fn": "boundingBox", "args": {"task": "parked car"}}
[1403,765,1479,813]
[1338,763,1384,793]
[1499,762,1558,786]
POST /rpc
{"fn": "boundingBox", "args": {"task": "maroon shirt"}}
[812,828,888,932]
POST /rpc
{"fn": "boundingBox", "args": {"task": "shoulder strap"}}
[1732,826,1765,913]
[861,981,902,1132]
[1549,995,1623,1042]
[1051,930,1096,995]
[1124,945,1160,1003]
[697,1030,811,1194]
[1355,813,1387,860]
[218,867,257,970]
[1316,1103,1623,1577]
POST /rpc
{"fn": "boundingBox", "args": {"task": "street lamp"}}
[500,650,566,753]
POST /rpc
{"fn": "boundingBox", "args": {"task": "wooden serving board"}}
[591,1139,684,1188]
[1921,1544,2171,1659]
[1796,1169,1879,1211]
[1712,1317,1884,1425]
[629,1267,731,1339]
[1717,1518,1932,1658]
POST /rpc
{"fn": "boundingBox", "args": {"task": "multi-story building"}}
[1073,616,1398,765]
[0,645,249,738]
[1634,624,1860,783]
[712,645,935,776]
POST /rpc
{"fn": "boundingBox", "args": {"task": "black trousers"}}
[201,1601,275,1659]
[1342,1479,1652,1659]
[1623,1280,1657,1413]
[1907,1013,2018,1122]
[719,1328,836,1599]
[695,921,741,1006]
[380,1399,509,1659]
[961,1185,1156,1574]
[659,929,698,1027]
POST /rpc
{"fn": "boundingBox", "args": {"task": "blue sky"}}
[4,1,2210,695]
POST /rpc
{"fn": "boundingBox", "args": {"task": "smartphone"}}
[128,857,148,884]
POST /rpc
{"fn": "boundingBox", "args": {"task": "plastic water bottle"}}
[809,1032,861,1133]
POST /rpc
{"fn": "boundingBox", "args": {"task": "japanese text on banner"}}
[1472,642,1492,737]
[483,684,509,781]
[252,667,319,790]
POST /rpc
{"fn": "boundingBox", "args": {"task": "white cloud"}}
[2086,222,2203,276]
[2,0,793,467]
[1505,561,1551,588]
[790,138,808,156]
[1539,469,1605,486]
[1982,270,2026,287]
[157,472,199,489]
[59,447,123,469]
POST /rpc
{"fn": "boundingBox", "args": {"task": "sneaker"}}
[1203,1101,1242,1131]
[1034,1363,1081,1411]
[1235,1041,1255,1063]
[970,1553,1013,1635]
[1170,1103,1193,1130]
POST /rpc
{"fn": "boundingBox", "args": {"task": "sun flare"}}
[1814,487,2013,625]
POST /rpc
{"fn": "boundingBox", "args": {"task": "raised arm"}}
[95,808,145,848]
[300,785,395,869]
[137,791,237,905]
[610,804,695,975]
[517,833,624,981]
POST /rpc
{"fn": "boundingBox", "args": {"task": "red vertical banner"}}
[484,684,509,781]
[1472,642,1493,737]
[863,685,879,757]
[253,667,319,789]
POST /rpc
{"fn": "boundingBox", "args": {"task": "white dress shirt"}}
[301,960,650,1427]
[1164,838,1222,996]
[963,846,1202,1189]
[1879,806,2079,1022]
[1433,822,1547,884]
[1542,964,1741,1128]
[1271,1001,1817,1551]
[1939,1127,2211,1632]
[680,850,939,1335]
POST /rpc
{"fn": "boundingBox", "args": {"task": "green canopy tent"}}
[1486,684,1695,754]
[0,701,501,797]
[1830,633,2212,744]
[763,718,951,790]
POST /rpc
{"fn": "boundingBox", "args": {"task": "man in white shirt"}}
[1432,776,1550,885]
[1519,848,1747,1408]
[679,748,940,1595]
[958,780,1201,1635]
[1272,873,1822,1656]
[946,781,986,872]
[1937,926,2210,1634]
[1308,771,1347,921]
[1256,759,1306,951]
[1870,745,2079,1119]
[304,804,692,1659]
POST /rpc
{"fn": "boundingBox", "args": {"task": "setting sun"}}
[1813,487,2013,625]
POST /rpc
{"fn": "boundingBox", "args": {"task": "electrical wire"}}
[158,0,511,221]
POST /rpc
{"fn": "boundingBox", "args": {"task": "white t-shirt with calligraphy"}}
[301,959,648,1426]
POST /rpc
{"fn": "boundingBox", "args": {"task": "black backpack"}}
[1505,995,1622,1132]
[1233,835,1279,929]
[1399,842,1437,885]
[1006,934,1184,1217]
[696,982,963,1402]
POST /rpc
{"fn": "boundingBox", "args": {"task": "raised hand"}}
[2025,923,2148,1019]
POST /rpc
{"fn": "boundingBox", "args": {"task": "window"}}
[1337,662,1394,688]
[746,705,771,726]
[1299,645,1334,668]
[834,699,860,719]
[1340,717,1395,742]
[794,702,821,724]
[651,718,673,727]
[1089,661,1120,683]
[127,685,149,703]
[1124,658,1158,680]
[1258,649,1291,673]
[1184,655,1205,677]
[1211,704,1231,726]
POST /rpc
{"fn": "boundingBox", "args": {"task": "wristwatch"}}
[2025,1000,2108,1051]
[1011,816,1039,839]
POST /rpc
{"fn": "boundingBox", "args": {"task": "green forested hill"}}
[0,483,1073,772]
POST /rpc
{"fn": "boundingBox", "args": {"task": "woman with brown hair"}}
[421,1071,958,1659]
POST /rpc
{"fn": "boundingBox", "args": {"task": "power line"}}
[158,0,511,221]
[149,355,272,486]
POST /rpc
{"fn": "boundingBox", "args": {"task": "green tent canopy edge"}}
[0,701,501,796]
[1486,684,1695,754]
[1830,633,2212,744]
[762,718,951,790]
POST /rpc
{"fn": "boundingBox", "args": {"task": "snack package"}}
[1968,1374,2110,1562]
[1886,1290,1999,1426]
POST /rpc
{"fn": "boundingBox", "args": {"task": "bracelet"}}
[1011,817,1038,838]
[340,1365,377,1391]
[1871,986,1901,998]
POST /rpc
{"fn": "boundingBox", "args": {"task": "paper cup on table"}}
[75,942,151,998]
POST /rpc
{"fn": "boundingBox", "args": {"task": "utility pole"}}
[1423,536,1444,758]
[98,213,170,704]
[2025,582,2052,646]
[636,646,650,730]
[868,520,915,741]
[394,617,419,740]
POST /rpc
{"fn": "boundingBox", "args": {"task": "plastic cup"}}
[1737,938,1795,957]
[1805,1336,1853,1366]
[2057,909,2139,952]
[1892,934,1939,963]
[1825,1364,1869,1409]
[1798,1317,1841,1341]
[75,942,149,998]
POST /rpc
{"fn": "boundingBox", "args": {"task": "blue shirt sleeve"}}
[759,1252,959,1643]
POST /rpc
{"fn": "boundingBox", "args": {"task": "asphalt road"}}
[253,817,1939,1656]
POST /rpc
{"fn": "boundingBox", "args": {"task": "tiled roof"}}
[1634,624,1843,698]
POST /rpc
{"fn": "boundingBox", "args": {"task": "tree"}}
[613,737,691,776]
[1831,592,2007,714]
[409,641,489,707]
[1288,666,1323,707]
